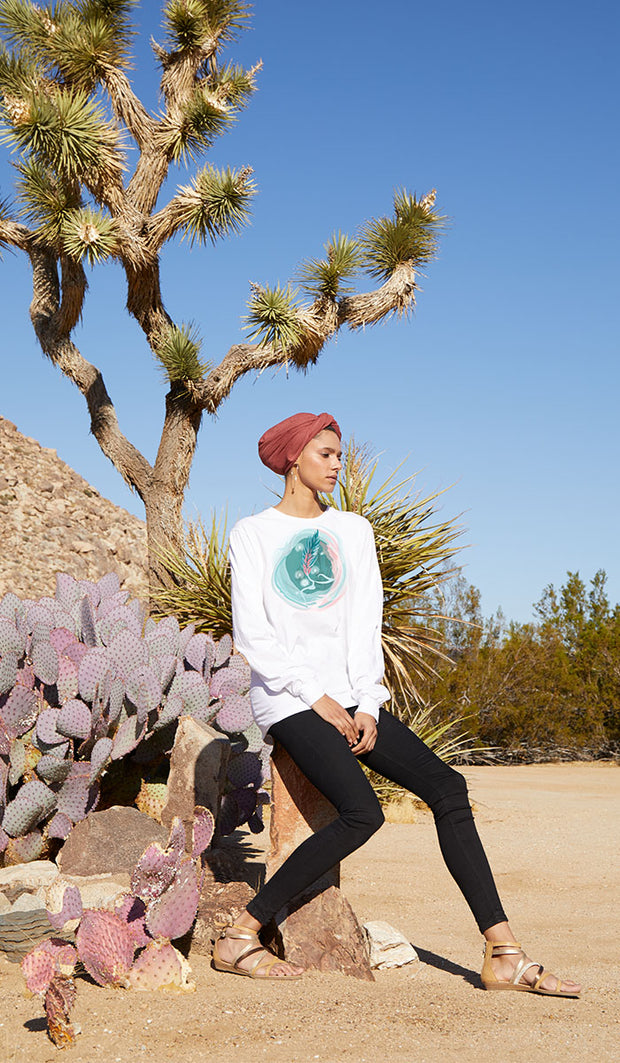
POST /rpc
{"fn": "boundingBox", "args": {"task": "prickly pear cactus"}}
[21,816,201,1045]
[0,573,269,862]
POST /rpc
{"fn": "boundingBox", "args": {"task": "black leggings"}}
[246,707,507,934]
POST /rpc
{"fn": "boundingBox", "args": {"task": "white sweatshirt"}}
[229,506,389,738]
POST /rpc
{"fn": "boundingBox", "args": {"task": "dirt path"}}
[2,763,618,1063]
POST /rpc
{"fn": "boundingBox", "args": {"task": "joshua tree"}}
[0,0,444,592]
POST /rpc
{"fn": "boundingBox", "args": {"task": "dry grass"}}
[382,796,428,823]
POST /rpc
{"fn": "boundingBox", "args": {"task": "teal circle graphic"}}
[272,528,346,609]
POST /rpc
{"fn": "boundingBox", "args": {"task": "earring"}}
[290,466,297,494]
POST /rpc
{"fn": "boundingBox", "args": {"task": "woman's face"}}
[295,430,342,494]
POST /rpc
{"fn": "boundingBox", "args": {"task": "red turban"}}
[258,412,341,474]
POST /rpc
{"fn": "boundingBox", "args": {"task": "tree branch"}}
[101,65,156,150]
[198,262,419,412]
[25,242,153,499]
[0,218,34,253]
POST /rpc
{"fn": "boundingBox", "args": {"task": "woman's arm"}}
[347,519,390,722]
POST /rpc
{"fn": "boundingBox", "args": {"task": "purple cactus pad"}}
[56,699,92,740]
[127,941,192,991]
[47,811,73,839]
[2,779,57,836]
[1,685,37,737]
[131,843,179,903]
[76,909,135,987]
[192,807,215,858]
[145,858,200,941]
[47,885,83,930]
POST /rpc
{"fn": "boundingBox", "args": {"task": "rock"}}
[58,806,169,877]
[161,718,230,849]
[264,744,372,981]
[0,860,59,891]
[0,894,12,914]
[267,885,374,981]
[46,873,131,917]
[0,909,56,961]
[10,890,47,912]
[191,879,256,957]
[0,415,148,600]
[267,742,339,891]
[363,920,419,969]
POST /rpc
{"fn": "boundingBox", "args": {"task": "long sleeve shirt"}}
[228,506,389,737]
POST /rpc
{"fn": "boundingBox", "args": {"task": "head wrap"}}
[258,412,341,475]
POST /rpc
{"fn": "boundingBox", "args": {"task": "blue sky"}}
[1,0,618,622]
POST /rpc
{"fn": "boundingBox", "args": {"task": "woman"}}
[213,411,581,995]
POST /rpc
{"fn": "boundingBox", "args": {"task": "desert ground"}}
[1,762,618,1063]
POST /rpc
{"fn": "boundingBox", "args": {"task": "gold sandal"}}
[212,923,303,980]
[481,941,580,997]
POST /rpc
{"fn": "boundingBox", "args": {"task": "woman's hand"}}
[351,712,377,755]
[311,695,358,745]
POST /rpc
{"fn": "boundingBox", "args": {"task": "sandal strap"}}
[533,968,563,993]
[231,942,265,968]
[247,950,288,977]
[510,955,542,986]
[220,924,260,942]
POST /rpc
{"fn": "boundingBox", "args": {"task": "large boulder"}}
[268,884,373,981]
[265,743,373,981]
[58,806,168,876]
[160,718,230,851]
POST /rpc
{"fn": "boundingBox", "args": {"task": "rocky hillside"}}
[0,415,148,601]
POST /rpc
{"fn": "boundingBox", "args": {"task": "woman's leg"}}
[245,709,384,926]
[361,710,581,993]
[360,708,507,933]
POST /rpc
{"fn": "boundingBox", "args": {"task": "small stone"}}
[46,874,130,918]
[10,892,45,913]
[0,860,59,891]
[363,920,419,969]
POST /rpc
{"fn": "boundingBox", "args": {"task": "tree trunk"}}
[143,481,186,600]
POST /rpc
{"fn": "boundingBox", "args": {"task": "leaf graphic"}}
[301,531,321,575]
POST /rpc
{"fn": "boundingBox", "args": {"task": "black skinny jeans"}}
[246,707,507,933]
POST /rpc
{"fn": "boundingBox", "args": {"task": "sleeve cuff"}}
[299,680,327,708]
[355,696,381,722]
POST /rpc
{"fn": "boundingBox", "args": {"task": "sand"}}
[1,762,618,1063]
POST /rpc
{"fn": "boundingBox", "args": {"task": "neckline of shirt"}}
[266,505,331,523]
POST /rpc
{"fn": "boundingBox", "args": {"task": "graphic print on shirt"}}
[272,527,346,609]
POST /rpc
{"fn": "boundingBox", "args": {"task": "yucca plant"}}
[154,442,478,784]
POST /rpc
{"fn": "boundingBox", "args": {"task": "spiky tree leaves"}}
[2,86,124,188]
[162,0,250,53]
[211,60,259,107]
[360,188,445,281]
[17,158,81,242]
[155,323,211,387]
[0,1,444,594]
[297,232,362,301]
[245,283,304,352]
[161,87,232,163]
[61,206,120,263]
[149,164,254,248]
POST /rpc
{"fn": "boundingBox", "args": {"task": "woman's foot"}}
[484,942,581,996]
[213,923,304,979]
